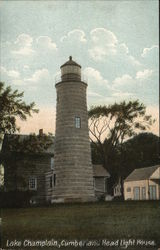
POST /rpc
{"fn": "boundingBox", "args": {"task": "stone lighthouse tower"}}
[52,56,95,202]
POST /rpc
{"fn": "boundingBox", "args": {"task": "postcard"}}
[0,1,159,250]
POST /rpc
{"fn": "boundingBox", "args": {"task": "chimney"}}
[39,129,43,136]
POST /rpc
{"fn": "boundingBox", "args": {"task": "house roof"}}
[2,134,54,155]
[124,165,160,182]
[60,56,81,68]
[93,164,110,177]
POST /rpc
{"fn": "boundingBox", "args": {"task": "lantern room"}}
[60,56,81,81]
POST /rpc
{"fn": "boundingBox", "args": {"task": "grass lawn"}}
[1,201,160,249]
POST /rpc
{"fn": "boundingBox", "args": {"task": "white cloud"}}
[83,67,108,85]
[89,28,118,61]
[112,91,133,97]
[36,36,57,50]
[113,74,133,86]
[118,43,129,55]
[15,34,33,47]
[12,34,57,56]
[7,70,20,78]
[88,91,103,97]
[83,67,111,102]
[12,47,35,56]
[0,66,20,79]
[112,69,154,94]
[0,66,7,74]
[12,33,35,56]
[90,28,118,44]
[113,70,154,86]
[23,65,30,70]
[88,28,141,67]
[141,45,159,57]
[60,29,87,43]
[12,79,23,86]
[111,68,156,103]
[128,55,142,67]
[25,68,50,83]
[119,43,129,54]
[88,46,108,61]
[136,69,153,80]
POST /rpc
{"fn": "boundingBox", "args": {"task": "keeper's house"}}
[1,133,110,203]
[124,165,160,200]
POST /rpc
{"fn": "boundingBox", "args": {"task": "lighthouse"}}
[52,56,95,202]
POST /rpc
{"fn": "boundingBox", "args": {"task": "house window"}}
[127,187,131,192]
[75,117,81,128]
[142,187,146,200]
[149,185,157,200]
[49,176,53,188]
[53,174,56,187]
[29,178,37,190]
[51,157,54,170]
[133,187,140,200]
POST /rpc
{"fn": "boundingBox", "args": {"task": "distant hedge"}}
[0,190,36,208]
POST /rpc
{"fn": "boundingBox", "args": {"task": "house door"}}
[149,185,157,200]
[133,187,140,200]
[141,187,146,200]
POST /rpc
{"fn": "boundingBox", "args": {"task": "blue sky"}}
[0,0,159,135]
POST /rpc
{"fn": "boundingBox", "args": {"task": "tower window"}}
[53,174,56,187]
[75,117,81,128]
[29,178,37,190]
[49,176,53,188]
[51,157,54,170]
[49,175,56,188]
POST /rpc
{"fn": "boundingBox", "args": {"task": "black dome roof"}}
[60,56,81,68]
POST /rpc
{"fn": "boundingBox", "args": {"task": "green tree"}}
[3,133,53,154]
[0,82,38,142]
[88,100,155,169]
[105,132,159,195]
[115,132,159,178]
[0,82,54,191]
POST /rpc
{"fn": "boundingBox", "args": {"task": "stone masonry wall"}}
[53,81,95,202]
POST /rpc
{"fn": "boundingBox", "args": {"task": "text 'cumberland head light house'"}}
[52,56,95,202]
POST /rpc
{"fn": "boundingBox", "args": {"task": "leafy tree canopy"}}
[91,132,159,195]
[88,100,155,168]
[117,132,159,177]
[0,82,53,163]
[2,133,54,155]
[0,82,38,141]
